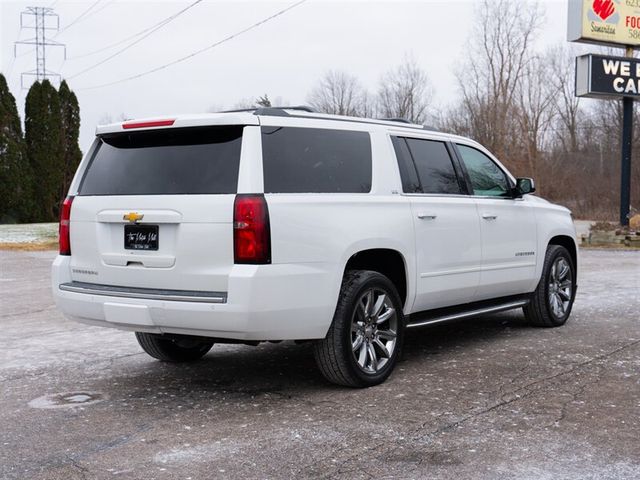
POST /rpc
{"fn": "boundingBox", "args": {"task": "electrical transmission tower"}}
[14,7,66,89]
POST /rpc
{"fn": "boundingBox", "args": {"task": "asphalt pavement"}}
[1,249,639,479]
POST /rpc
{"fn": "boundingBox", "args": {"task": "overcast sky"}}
[2,0,576,150]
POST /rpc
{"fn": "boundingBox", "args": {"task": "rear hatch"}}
[69,124,246,294]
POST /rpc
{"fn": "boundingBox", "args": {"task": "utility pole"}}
[14,7,66,89]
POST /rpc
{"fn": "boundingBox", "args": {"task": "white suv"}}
[52,107,578,387]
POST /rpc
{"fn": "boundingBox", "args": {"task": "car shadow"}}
[86,310,531,400]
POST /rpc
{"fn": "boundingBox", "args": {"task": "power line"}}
[4,19,23,78]
[67,2,193,61]
[71,0,115,26]
[55,0,102,37]
[66,0,204,79]
[5,55,17,79]
[78,0,308,91]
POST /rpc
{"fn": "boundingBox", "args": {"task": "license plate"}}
[124,224,159,251]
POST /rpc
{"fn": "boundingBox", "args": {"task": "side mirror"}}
[515,178,536,196]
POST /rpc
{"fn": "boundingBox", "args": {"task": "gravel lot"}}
[1,249,639,480]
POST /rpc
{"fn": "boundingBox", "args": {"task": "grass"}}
[581,244,640,251]
[0,240,58,251]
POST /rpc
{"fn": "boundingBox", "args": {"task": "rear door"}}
[69,125,252,293]
[392,136,482,311]
[454,143,538,300]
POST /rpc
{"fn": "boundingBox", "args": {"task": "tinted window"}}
[391,137,421,193]
[79,126,242,195]
[457,145,510,197]
[261,127,372,193]
[401,138,461,194]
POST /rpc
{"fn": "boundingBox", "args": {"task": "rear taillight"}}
[233,194,271,264]
[59,196,74,256]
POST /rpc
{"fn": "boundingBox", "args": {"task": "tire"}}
[135,332,214,362]
[314,270,405,388]
[524,245,576,327]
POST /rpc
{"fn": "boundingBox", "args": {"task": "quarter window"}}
[392,137,461,194]
[457,145,510,197]
[261,127,372,193]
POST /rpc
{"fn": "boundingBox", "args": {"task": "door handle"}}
[482,214,498,220]
[417,213,437,220]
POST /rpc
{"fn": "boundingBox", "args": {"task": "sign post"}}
[569,0,637,226]
[621,48,634,227]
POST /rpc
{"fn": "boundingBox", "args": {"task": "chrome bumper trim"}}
[59,282,227,304]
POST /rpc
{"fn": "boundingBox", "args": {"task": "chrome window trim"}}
[59,282,227,304]
[400,193,523,201]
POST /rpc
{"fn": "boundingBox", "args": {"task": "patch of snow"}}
[0,223,58,243]
[28,391,106,409]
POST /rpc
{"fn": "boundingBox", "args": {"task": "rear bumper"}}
[52,256,339,341]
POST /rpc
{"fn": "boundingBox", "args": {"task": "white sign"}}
[568,0,640,47]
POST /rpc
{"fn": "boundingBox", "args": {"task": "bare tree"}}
[308,70,367,116]
[231,97,259,110]
[256,94,271,107]
[456,0,542,162]
[377,57,432,124]
[98,112,129,124]
[548,45,584,154]
[516,52,559,178]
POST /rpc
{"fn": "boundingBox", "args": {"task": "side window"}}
[391,137,421,193]
[391,137,461,194]
[457,145,510,197]
[261,127,372,193]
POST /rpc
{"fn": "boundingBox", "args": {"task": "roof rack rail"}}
[219,107,441,132]
[221,106,315,116]
[378,117,411,124]
[378,117,439,131]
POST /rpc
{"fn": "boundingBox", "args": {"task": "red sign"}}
[592,0,616,22]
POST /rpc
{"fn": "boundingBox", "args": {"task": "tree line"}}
[2,0,638,223]
[0,75,82,223]
[240,0,638,221]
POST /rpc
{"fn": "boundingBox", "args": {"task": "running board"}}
[406,296,530,329]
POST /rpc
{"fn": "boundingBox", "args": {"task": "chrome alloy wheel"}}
[548,257,573,319]
[351,288,398,374]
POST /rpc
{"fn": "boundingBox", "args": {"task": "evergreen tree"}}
[25,80,64,222]
[58,80,82,202]
[0,74,30,223]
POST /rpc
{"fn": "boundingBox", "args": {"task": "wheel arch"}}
[343,248,409,309]
[548,235,578,277]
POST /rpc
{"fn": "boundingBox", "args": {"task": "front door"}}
[455,144,538,300]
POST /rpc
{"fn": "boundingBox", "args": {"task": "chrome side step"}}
[59,282,227,304]
[406,299,529,329]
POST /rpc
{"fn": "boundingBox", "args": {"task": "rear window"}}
[78,126,243,195]
[261,126,372,193]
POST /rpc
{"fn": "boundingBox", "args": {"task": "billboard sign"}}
[576,53,640,98]
[568,0,640,47]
